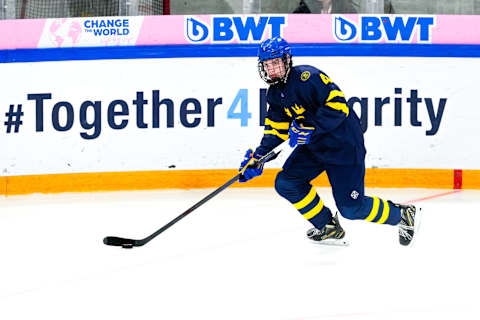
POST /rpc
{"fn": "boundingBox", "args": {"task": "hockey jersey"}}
[255,65,366,165]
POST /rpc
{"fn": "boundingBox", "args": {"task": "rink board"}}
[0,168,473,195]
[2,14,480,50]
[1,14,480,193]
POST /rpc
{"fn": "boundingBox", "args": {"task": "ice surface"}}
[0,187,479,320]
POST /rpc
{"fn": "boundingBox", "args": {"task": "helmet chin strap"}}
[273,56,292,85]
[271,72,289,85]
[280,65,291,84]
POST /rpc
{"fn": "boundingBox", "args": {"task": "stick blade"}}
[103,236,138,248]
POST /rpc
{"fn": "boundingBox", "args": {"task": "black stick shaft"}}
[141,173,241,244]
[104,140,289,247]
[141,144,284,243]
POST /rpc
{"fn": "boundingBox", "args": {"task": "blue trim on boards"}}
[1,43,480,63]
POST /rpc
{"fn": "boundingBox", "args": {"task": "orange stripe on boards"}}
[364,168,454,189]
[0,177,6,195]
[4,170,241,195]
[2,168,480,196]
[463,170,480,189]
[2,169,313,195]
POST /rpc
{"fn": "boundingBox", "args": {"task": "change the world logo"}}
[84,18,130,36]
[333,15,435,43]
[185,15,286,43]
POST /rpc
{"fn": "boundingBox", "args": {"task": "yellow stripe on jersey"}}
[365,196,380,222]
[376,200,390,224]
[303,198,324,220]
[294,186,317,210]
[264,129,289,141]
[265,118,290,130]
[326,90,345,102]
[326,102,349,116]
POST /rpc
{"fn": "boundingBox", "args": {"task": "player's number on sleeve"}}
[227,88,251,127]
[320,73,333,85]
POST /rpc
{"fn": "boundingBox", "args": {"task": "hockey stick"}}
[103,140,290,248]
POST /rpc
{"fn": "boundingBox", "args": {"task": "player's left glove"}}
[289,116,315,148]
[239,149,264,183]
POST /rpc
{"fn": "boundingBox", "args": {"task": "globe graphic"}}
[48,19,82,47]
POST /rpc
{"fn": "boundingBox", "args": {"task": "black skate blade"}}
[309,238,350,247]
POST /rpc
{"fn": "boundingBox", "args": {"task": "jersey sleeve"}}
[254,102,291,156]
[302,71,350,135]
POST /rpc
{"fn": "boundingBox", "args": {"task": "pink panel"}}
[433,15,480,44]
[283,14,341,43]
[136,15,188,45]
[2,14,480,50]
[0,19,46,49]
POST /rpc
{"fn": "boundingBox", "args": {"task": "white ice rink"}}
[0,187,479,320]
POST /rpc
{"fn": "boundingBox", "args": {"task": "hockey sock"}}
[293,186,332,229]
[362,196,401,225]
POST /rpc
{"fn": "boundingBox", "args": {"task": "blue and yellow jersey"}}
[255,65,366,165]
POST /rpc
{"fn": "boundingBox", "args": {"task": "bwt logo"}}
[333,15,435,43]
[185,15,286,43]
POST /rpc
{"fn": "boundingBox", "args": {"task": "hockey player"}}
[239,37,417,246]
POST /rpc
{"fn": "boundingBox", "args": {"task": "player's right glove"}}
[238,149,264,183]
[289,116,315,148]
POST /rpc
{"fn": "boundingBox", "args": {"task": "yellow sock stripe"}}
[265,118,290,130]
[303,198,324,220]
[376,200,390,224]
[365,196,380,222]
[325,102,349,116]
[293,186,317,210]
[264,129,289,141]
[326,90,345,102]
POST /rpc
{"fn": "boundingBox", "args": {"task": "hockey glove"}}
[239,149,264,183]
[289,116,315,148]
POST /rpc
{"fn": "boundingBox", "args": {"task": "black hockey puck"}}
[122,243,134,249]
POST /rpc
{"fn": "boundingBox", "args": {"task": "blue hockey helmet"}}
[258,37,292,84]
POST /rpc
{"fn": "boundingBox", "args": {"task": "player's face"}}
[263,57,286,80]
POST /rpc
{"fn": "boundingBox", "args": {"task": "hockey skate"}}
[306,213,349,246]
[389,201,418,246]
